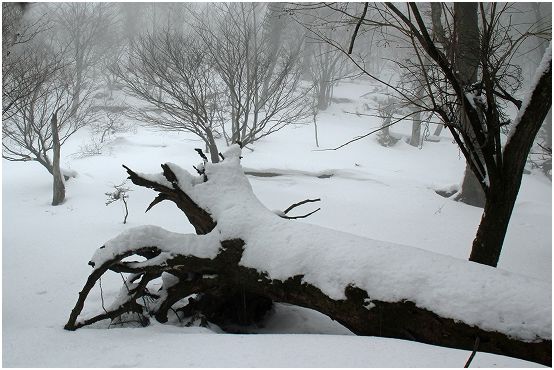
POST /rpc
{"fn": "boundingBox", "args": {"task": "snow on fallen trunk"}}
[159,145,551,342]
[65,144,551,365]
[91,225,221,268]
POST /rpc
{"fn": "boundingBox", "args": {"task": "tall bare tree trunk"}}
[409,110,422,147]
[51,107,65,206]
[453,3,485,207]
[431,3,446,138]
[469,59,552,266]
[312,106,319,147]
[205,130,220,164]
[300,27,313,81]
[409,87,424,147]
[71,26,83,116]
[71,68,82,116]
[261,3,285,101]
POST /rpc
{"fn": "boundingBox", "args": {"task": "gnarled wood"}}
[65,156,551,366]
[123,164,216,234]
[65,236,551,365]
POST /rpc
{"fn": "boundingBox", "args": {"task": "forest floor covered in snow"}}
[3,81,551,367]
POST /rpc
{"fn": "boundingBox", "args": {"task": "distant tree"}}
[311,39,348,111]
[117,3,310,161]
[115,30,223,163]
[51,3,119,114]
[261,3,287,102]
[297,5,359,111]
[96,18,125,99]
[375,96,400,147]
[119,3,143,46]
[429,2,449,137]
[2,3,47,120]
[194,3,311,147]
[2,43,96,205]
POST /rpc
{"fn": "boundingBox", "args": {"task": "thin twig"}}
[99,277,107,314]
[283,198,321,214]
[281,208,321,220]
[120,273,131,293]
[537,142,552,154]
[464,336,480,368]
[171,308,183,323]
[315,122,396,151]
[315,109,428,151]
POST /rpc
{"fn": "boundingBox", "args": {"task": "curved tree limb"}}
[123,164,216,234]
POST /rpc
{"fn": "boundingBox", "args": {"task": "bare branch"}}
[283,198,321,214]
[347,2,368,54]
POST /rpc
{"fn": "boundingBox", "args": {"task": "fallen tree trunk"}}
[65,145,551,366]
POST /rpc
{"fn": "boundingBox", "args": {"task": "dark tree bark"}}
[531,3,552,162]
[51,107,65,206]
[470,62,552,266]
[65,153,551,366]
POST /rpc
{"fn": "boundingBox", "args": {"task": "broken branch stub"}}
[123,164,215,234]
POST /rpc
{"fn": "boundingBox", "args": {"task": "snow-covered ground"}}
[3,81,551,367]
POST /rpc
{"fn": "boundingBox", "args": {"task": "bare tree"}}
[51,3,119,114]
[118,4,310,161]
[375,95,400,147]
[311,40,348,111]
[105,181,131,224]
[2,43,96,204]
[114,30,223,163]
[2,3,48,120]
[298,5,363,111]
[294,2,552,267]
[530,2,552,176]
[50,106,65,205]
[194,3,311,147]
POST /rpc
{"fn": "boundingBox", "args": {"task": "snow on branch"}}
[506,42,552,148]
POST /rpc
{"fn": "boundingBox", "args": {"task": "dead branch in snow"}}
[280,198,321,219]
[65,148,551,366]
